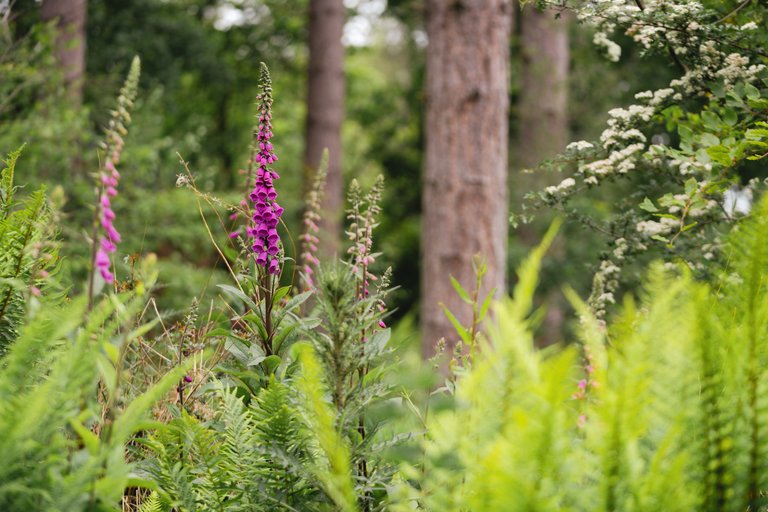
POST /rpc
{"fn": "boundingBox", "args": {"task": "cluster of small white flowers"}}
[577,0,640,26]
[578,0,704,61]
[636,217,677,237]
[653,88,674,105]
[666,157,711,176]
[716,53,764,85]
[613,237,628,260]
[559,0,766,192]
[582,143,645,176]
[600,259,621,277]
[566,140,594,152]
[537,0,766,318]
[599,106,653,149]
[628,24,665,50]
[545,177,576,196]
[593,31,622,62]
[598,292,615,305]
[701,241,720,261]
[577,0,763,95]
[588,258,623,319]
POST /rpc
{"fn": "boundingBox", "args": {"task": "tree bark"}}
[518,6,569,346]
[41,0,87,106]
[518,5,568,169]
[305,0,345,258]
[421,0,512,356]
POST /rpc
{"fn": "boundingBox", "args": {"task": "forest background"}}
[0,0,688,349]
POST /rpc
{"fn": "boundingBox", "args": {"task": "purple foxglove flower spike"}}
[247,63,283,275]
[92,57,140,284]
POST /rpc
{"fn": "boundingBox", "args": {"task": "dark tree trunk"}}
[41,0,87,106]
[421,0,512,356]
[305,0,345,258]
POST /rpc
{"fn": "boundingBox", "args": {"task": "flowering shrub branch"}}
[519,0,768,317]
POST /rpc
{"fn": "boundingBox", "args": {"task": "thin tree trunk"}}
[517,6,569,346]
[41,0,87,106]
[421,0,512,357]
[305,0,344,258]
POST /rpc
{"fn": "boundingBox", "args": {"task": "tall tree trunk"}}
[519,6,568,170]
[517,5,569,345]
[421,0,512,356]
[305,0,344,258]
[41,0,87,106]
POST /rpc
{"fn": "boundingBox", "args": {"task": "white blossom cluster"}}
[636,217,677,237]
[566,140,594,152]
[534,0,767,318]
[545,177,576,196]
[550,0,766,189]
[634,88,675,107]
[593,31,621,62]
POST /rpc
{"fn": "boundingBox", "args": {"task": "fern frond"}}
[296,344,358,512]
[137,491,163,512]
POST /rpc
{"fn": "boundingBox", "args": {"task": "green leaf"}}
[707,145,732,167]
[639,197,658,213]
[205,327,231,338]
[272,322,299,354]
[700,133,720,147]
[368,328,391,353]
[0,145,24,218]
[217,284,259,310]
[744,83,760,100]
[710,79,726,98]
[280,290,313,314]
[678,124,693,142]
[439,303,471,345]
[242,313,268,342]
[506,220,561,324]
[746,128,768,140]
[681,221,698,233]
[684,178,698,197]
[701,111,721,130]
[722,108,738,126]
[478,288,496,322]
[450,276,472,304]
[69,418,101,456]
[262,354,282,373]
[125,318,161,343]
[273,285,291,304]
[96,353,118,396]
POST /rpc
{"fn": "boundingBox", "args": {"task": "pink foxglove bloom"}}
[299,152,327,290]
[92,56,139,285]
[247,63,283,275]
[95,159,122,283]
